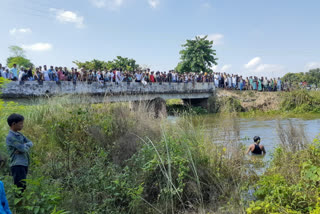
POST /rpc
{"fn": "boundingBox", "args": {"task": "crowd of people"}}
[0,63,290,91]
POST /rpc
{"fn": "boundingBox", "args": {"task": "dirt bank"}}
[216,90,282,112]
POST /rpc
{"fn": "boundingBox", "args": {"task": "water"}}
[169,115,320,161]
[6,97,320,159]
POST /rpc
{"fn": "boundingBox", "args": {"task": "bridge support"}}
[130,97,167,118]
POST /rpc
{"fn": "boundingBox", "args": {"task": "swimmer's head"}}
[254,136,261,143]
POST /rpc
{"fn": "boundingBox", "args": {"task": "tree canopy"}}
[176,36,218,73]
[282,68,320,86]
[6,46,33,69]
[73,56,139,71]
[9,46,25,57]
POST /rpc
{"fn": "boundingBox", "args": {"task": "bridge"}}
[1,81,216,116]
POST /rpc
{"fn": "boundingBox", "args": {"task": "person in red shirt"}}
[150,71,155,83]
[57,68,65,81]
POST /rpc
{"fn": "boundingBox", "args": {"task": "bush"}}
[247,135,320,213]
[208,96,244,113]
[281,90,320,113]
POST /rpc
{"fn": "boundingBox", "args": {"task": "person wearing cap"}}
[246,136,266,155]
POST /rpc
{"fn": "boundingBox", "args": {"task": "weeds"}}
[0,96,256,213]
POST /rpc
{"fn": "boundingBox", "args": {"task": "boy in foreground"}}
[6,114,33,194]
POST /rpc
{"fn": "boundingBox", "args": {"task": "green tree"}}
[112,56,138,71]
[282,68,320,86]
[6,46,33,69]
[73,59,107,70]
[9,45,25,57]
[177,36,218,73]
[73,56,139,72]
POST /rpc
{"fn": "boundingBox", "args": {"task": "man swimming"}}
[246,136,266,155]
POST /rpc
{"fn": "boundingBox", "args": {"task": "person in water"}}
[246,136,266,155]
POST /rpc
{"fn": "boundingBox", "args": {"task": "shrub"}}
[281,90,320,113]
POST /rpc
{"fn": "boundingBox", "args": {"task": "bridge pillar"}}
[130,97,167,118]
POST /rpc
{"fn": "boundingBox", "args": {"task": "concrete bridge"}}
[1,81,216,116]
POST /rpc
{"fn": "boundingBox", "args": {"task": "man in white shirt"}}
[18,67,25,81]
[135,71,142,82]
[42,65,50,81]
[115,69,121,83]
[232,75,237,89]
[172,72,177,82]
[110,71,115,82]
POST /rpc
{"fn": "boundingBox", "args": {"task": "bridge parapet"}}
[1,81,215,102]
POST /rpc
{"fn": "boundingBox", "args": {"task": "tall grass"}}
[0,96,257,213]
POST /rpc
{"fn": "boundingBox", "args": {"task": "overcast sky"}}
[0,0,319,77]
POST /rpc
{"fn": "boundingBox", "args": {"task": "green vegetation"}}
[6,46,33,69]
[73,56,139,71]
[168,90,320,116]
[208,96,244,113]
[176,36,218,73]
[282,68,320,87]
[1,93,320,213]
[247,122,320,214]
[281,90,320,113]
[0,98,255,213]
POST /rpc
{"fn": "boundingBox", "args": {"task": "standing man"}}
[18,67,25,81]
[246,136,266,155]
[42,65,50,81]
[0,64,6,79]
[135,71,142,83]
[10,64,18,81]
[277,78,282,91]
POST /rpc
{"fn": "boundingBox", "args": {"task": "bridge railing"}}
[1,81,216,98]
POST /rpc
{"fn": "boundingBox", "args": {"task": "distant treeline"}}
[282,68,320,86]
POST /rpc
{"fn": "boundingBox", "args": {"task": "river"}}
[6,98,320,161]
[169,115,320,162]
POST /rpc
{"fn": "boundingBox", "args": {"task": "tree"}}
[73,56,139,71]
[282,68,320,86]
[73,59,107,70]
[112,56,139,71]
[9,46,25,57]
[177,36,218,73]
[6,46,33,69]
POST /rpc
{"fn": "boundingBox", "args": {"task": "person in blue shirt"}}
[277,78,282,91]
[10,64,18,81]
[0,181,11,214]
[45,65,54,81]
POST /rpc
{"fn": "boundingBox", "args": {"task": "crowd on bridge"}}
[0,63,291,91]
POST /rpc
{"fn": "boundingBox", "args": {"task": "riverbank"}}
[216,90,281,112]
[167,90,320,118]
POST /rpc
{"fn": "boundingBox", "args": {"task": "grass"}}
[1,91,320,213]
[0,96,258,214]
